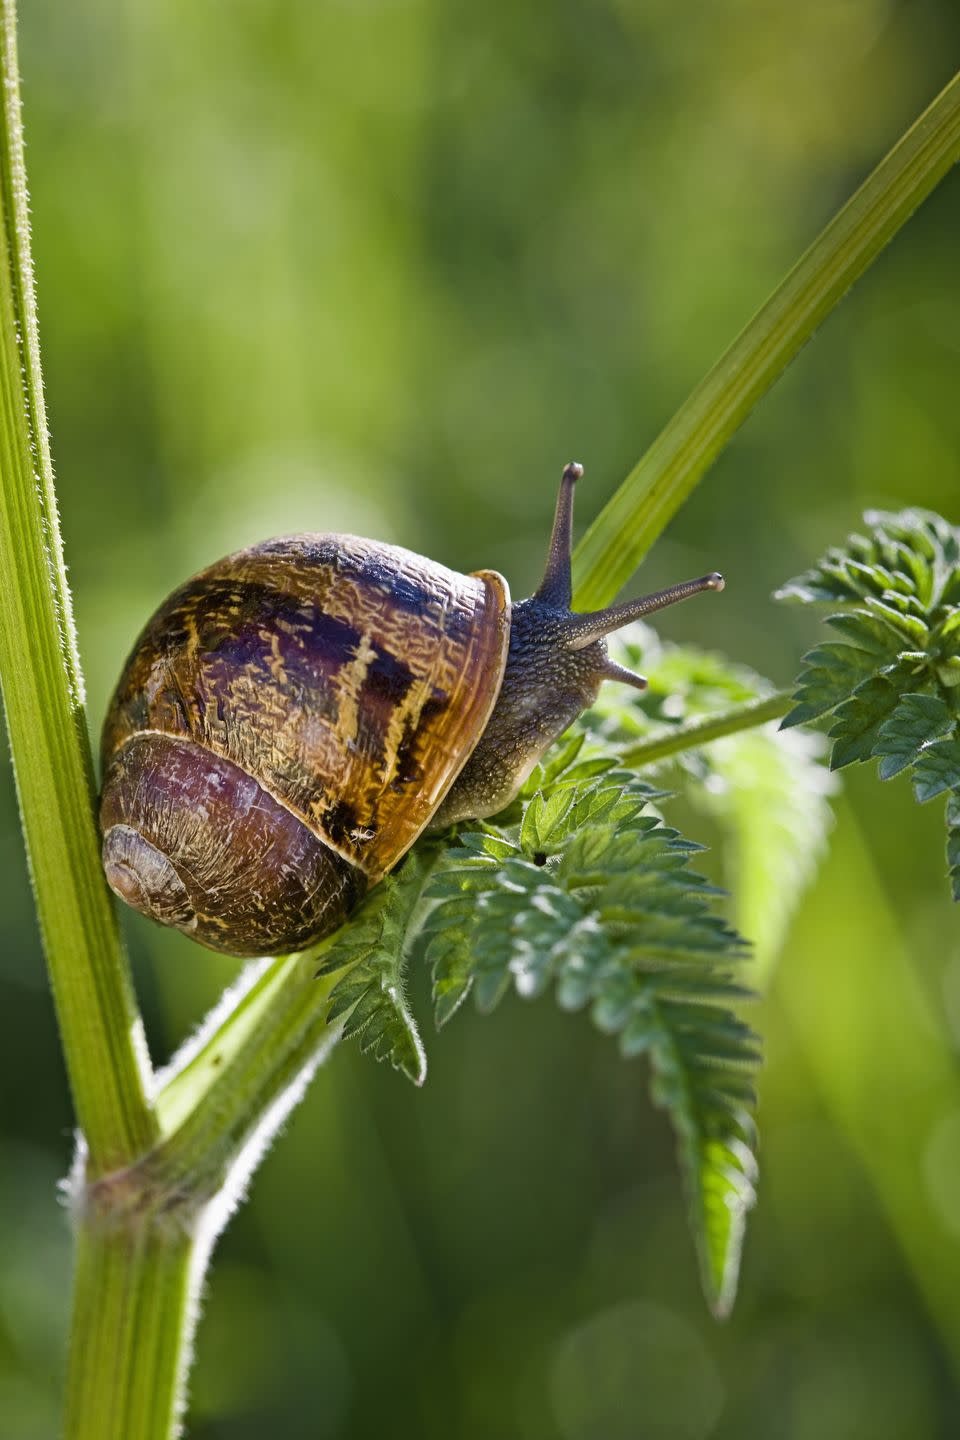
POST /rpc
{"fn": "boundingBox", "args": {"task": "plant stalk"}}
[152,958,341,1188]
[152,847,435,1194]
[573,68,960,611]
[0,0,957,1429]
[60,956,343,1440]
[65,1218,196,1440]
[0,1,155,1173]
[620,691,794,767]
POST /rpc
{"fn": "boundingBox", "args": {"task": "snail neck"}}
[430,460,723,830]
[430,595,607,827]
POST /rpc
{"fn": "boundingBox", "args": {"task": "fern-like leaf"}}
[422,754,758,1317]
[947,794,960,903]
[874,692,952,780]
[912,737,960,805]
[777,509,960,898]
[583,625,835,974]
[315,852,430,1085]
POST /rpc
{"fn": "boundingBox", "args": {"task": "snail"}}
[100,463,723,957]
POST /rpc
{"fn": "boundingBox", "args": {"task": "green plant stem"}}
[61,956,343,1440]
[61,850,432,1437]
[573,69,960,611]
[61,839,431,1437]
[65,1219,195,1440]
[152,846,434,1193]
[620,691,793,767]
[153,958,340,1187]
[0,0,155,1172]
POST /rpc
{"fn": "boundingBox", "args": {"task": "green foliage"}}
[422,741,758,1317]
[778,509,960,897]
[874,691,952,780]
[316,858,429,1086]
[947,795,960,903]
[586,626,835,973]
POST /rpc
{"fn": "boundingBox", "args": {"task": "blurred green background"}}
[2,1,960,1435]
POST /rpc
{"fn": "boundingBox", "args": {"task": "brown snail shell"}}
[100,534,509,956]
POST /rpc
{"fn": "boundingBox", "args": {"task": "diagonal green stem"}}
[0,0,155,1173]
[153,957,340,1187]
[152,846,434,1195]
[573,69,960,611]
[620,691,793,768]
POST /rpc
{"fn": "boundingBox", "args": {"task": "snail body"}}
[100,465,723,956]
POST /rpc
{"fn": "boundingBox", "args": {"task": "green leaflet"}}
[786,639,887,727]
[694,727,834,983]
[875,692,952,780]
[776,509,959,609]
[828,664,926,769]
[947,794,960,903]
[777,509,960,898]
[422,749,758,1318]
[315,851,431,1086]
[584,625,834,977]
[913,737,960,805]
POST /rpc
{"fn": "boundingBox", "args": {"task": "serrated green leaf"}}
[426,927,475,1026]
[947,793,960,901]
[586,631,836,982]
[340,985,385,1039]
[426,744,758,1316]
[862,594,930,646]
[875,692,952,779]
[825,609,905,656]
[940,607,960,642]
[319,853,431,1085]
[828,669,920,769]
[457,830,520,861]
[781,642,881,728]
[520,788,577,854]
[777,507,960,901]
[779,509,960,619]
[912,736,960,804]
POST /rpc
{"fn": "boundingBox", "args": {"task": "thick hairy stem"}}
[64,961,344,1439]
[65,1218,197,1440]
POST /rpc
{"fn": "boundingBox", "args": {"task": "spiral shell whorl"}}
[100,734,365,957]
[103,825,196,930]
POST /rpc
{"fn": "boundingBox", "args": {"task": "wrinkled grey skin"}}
[431,462,723,829]
[431,598,609,826]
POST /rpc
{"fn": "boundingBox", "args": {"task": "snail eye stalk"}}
[531,462,724,649]
[533,461,583,609]
[560,572,725,651]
